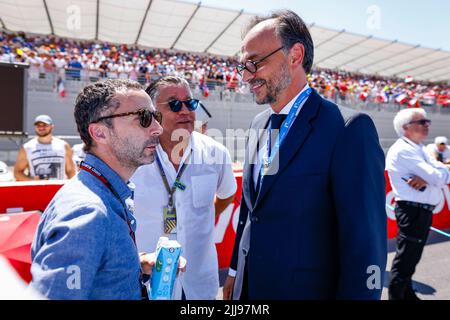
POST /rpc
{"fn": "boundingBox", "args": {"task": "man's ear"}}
[402,124,409,133]
[88,123,108,145]
[289,43,305,69]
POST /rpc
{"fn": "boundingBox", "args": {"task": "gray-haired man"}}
[386,108,450,300]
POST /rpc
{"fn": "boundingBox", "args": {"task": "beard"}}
[109,130,159,170]
[250,62,292,105]
[35,129,52,138]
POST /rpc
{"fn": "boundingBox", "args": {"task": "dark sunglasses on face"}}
[165,99,200,113]
[94,109,162,128]
[236,46,284,76]
[407,119,431,126]
[35,122,50,127]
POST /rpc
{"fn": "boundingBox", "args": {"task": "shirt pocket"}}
[191,174,218,208]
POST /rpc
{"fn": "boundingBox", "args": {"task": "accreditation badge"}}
[163,206,177,234]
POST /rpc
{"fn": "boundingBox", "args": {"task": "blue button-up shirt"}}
[30,153,142,300]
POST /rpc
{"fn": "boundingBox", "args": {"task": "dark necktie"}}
[268,114,287,156]
[270,113,287,130]
[254,114,287,196]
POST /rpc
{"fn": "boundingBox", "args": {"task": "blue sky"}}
[188,0,450,51]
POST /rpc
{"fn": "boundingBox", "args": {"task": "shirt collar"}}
[401,136,423,149]
[156,132,195,169]
[272,83,310,115]
[84,153,133,201]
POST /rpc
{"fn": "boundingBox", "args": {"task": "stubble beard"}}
[255,63,292,105]
[110,131,159,170]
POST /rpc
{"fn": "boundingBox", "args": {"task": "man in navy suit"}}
[222,10,387,300]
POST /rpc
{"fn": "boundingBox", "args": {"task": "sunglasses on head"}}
[407,119,431,126]
[164,99,200,113]
[94,108,162,128]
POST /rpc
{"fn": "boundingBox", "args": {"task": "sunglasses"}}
[407,119,431,126]
[163,99,200,113]
[95,109,162,128]
[35,122,51,127]
[236,46,284,76]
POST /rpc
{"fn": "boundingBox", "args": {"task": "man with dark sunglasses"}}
[131,76,237,300]
[30,79,166,299]
[387,108,450,300]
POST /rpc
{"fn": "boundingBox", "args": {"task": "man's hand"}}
[222,275,235,300]
[140,252,156,275]
[215,194,235,217]
[407,175,427,191]
[139,252,187,276]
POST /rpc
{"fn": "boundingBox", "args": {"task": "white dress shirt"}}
[131,131,237,300]
[252,83,311,187]
[386,136,450,205]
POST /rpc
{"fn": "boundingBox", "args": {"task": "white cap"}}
[34,114,53,125]
[435,136,448,145]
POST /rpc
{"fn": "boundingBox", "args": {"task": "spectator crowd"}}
[1,31,449,107]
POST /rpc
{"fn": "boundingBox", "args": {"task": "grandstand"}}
[1,0,450,302]
[0,0,450,165]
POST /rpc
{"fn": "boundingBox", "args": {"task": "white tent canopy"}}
[1,0,449,82]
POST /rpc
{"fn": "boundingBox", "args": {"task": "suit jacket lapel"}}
[255,89,321,208]
[242,109,271,212]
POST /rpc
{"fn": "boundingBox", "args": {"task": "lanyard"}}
[79,161,136,245]
[259,88,312,181]
[155,150,192,209]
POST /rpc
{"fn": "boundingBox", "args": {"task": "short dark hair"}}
[243,10,314,74]
[145,76,191,102]
[74,79,143,152]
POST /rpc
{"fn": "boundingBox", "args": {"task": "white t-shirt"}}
[72,143,86,169]
[131,132,237,300]
[26,56,42,72]
[118,65,130,79]
[426,143,450,163]
[54,58,66,69]
[23,137,67,180]
[108,63,119,78]
[0,53,13,63]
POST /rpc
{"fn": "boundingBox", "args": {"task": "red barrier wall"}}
[2,170,449,276]
[385,171,450,239]
[0,181,63,213]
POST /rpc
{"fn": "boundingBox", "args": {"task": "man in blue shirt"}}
[30,79,163,299]
[67,56,83,80]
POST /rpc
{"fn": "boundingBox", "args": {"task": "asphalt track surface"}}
[382,228,450,300]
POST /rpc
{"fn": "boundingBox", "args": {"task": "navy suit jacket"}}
[230,89,387,299]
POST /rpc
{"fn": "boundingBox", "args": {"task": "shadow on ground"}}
[383,271,437,296]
